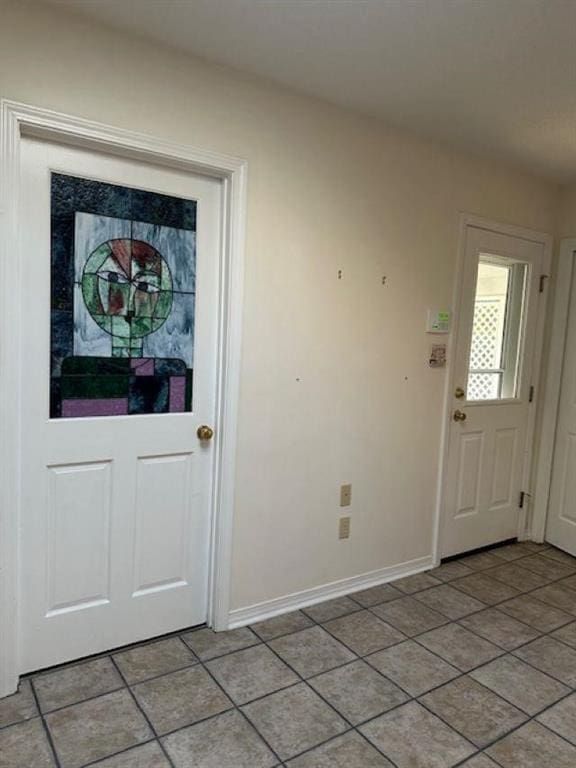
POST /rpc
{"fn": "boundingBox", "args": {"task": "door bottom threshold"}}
[441,537,517,564]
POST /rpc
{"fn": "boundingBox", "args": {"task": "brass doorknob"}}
[197,425,214,441]
[454,387,465,399]
[453,410,467,423]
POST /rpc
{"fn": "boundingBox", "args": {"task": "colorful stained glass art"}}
[50,174,196,418]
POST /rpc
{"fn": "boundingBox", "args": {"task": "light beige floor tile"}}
[498,595,573,632]
[458,552,504,571]
[0,680,38,728]
[269,626,355,678]
[163,709,277,768]
[431,561,474,582]
[459,757,500,767]
[323,610,406,656]
[90,742,171,767]
[486,721,576,767]
[360,701,475,768]
[351,584,404,608]
[372,596,448,636]
[531,584,576,615]
[250,611,314,641]
[551,620,576,648]
[33,656,123,713]
[450,574,519,605]
[308,659,409,724]
[541,548,576,566]
[458,608,540,650]
[393,573,441,594]
[302,596,362,622]
[366,640,460,696]
[414,585,486,620]
[470,655,570,715]
[241,683,347,762]
[491,543,537,561]
[518,555,575,581]
[132,665,232,735]
[206,644,298,704]
[181,627,259,661]
[286,731,394,767]
[114,637,197,684]
[420,676,526,747]
[417,624,503,671]
[45,689,152,768]
[483,563,549,592]
[537,693,576,746]
[0,718,55,768]
[513,636,576,686]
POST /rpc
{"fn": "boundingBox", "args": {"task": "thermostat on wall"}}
[426,309,451,334]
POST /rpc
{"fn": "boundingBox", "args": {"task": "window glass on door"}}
[467,254,528,401]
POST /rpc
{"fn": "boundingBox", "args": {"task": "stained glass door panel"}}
[51,174,197,417]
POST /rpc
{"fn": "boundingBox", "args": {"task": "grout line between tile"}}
[29,680,62,768]
[108,655,178,768]
[6,542,576,768]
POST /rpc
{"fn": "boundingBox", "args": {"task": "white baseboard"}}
[227,554,434,629]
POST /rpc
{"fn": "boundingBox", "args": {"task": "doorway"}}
[0,101,246,696]
[440,219,551,558]
[542,243,576,556]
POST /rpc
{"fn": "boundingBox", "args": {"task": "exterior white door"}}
[546,259,576,556]
[18,137,221,673]
[441,224,547,557]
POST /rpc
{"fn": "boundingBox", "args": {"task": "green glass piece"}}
[90,314,112,332]
[131,317,153,337]
[84,242,112,274]
[61,357,130,375]
[61,374,129,399]
[153,290,172,319]
[82,275,104,314]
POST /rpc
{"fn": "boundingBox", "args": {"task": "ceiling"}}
[42,0,576,181]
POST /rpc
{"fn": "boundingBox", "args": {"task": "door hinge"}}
[539,274,549,293]
[529,385,534,403]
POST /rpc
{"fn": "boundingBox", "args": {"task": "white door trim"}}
[0,100,247,696]
[432,213,553,566]
[532,239,576,542]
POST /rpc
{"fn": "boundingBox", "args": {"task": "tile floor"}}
[2,541,576,767]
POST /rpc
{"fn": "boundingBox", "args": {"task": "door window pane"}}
[467,256,527,401]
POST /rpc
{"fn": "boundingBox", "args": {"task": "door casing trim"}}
[531,239,576,541]
[432,214,553,566]
[0,100,247,696]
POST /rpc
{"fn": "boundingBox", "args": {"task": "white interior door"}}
[18,137,221,673]
[441,224,547,557]
[546,258,576,556]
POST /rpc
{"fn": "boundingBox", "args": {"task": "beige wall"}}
[0,1,561,613]
[557,184,576,237]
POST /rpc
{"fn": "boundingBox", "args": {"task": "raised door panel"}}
[133,453,194,596]
[46,461,112,616]
[490,428,518,510]
[454,432,483,519]
[559,433,576,525]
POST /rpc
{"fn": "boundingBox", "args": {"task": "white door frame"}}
[0,100,247,696]
[432,214,553,566]
[532,238,576,542]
